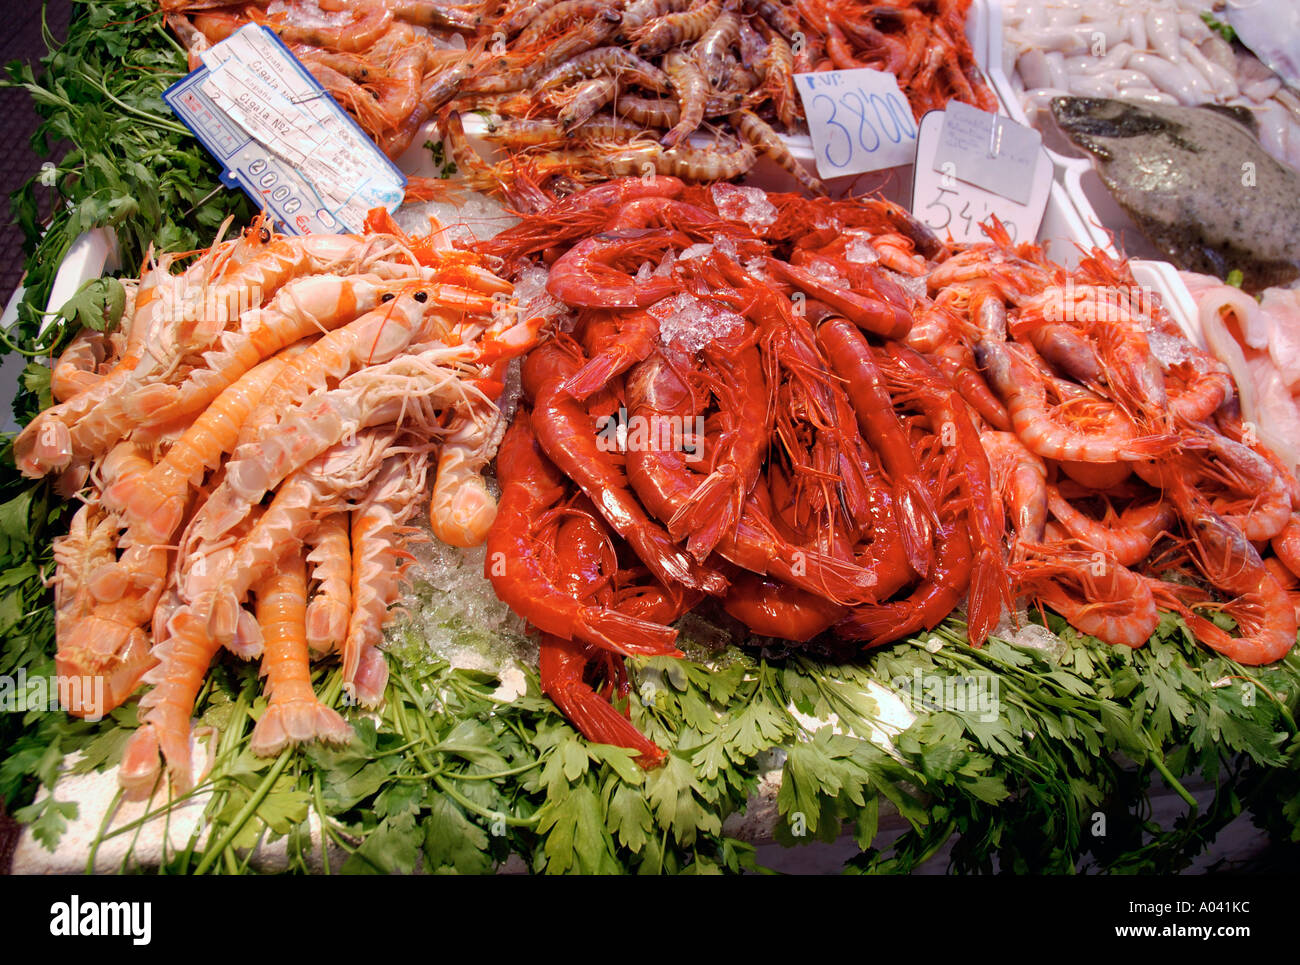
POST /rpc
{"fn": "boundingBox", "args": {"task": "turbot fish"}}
[1051,96,1300,293]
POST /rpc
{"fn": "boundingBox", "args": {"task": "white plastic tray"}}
[985,0,1201,341]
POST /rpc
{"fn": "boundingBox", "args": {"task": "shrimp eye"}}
[380,293,396,303]
[259,227,271,243]
[413,290,429,303]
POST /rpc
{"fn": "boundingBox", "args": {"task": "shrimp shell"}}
[620,0,691,34]
[305,513,352,656]
[660,50,708,148]
[731,108,824,195]
[517,0,621,47]
[343,454,430,706]
[614,91,744,128]
[428,399,503,548]
[248,549,353,757]
[536,45,670,92]
[557,76,619,130]
[631,0,721,56]
[694,7,741,87]
[606,138,757,181]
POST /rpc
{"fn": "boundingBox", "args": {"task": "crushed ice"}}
[395,189,519,246]
[845,234,881,265]
[807,259,849,287]
[389,537,536,685]
[711,183,778,229]
[651,292,744,354]
[511,263,574,332]
[889,271,928,301]
[993,610,1067,663]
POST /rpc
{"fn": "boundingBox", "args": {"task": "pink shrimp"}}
[979,339,1175,463]
[1015,543,1160,649]
[305,513,352,656]
[105,348,305,545]
[1045,487,1175,568]
[343,453,430,706]
[249,549,354,757]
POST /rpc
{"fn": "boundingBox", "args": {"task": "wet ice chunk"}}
[711,183,778,228]
[1147,330,1197,369]
[395,190,518,245]
[807,259,849,287]
[889,271,927,301]
[845,235,881,265]
[712,234,739,262]
[994,610,1067,663]
[651,292,744,354]
[512,263,572,331]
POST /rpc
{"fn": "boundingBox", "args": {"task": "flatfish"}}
[1051,96,1300,293]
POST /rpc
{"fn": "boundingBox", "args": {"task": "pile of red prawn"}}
[793,0,997,119]
[477,176,1300,767]
[22,213,540,793]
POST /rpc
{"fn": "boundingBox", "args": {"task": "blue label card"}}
[794,68,918,178]
[164,24,405,235]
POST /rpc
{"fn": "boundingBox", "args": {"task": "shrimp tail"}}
[118,724,164,794]
[894,482,936,579]
[250,700,353,758]
[540,634,667,768]
[965,546,1006,647]
[667,465,739,562]
[576,607,681,657]
[561,347,653,400]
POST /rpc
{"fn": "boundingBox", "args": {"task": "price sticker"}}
[164,24,405,235]
[910,107,1052,245]
[794,69,918,178]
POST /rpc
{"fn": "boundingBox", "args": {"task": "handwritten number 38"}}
[814,91,915,169]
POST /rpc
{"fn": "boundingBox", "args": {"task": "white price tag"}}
[910,108,1052,246]
[164,24,405,235]
[794,69,918,178]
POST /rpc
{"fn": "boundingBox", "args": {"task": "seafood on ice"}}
[32,212,537,793]
[474,176,1300,766]
[164,0,997,192]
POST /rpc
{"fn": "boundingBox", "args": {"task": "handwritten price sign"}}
[794,69,917,178]
[909,108,1052,246]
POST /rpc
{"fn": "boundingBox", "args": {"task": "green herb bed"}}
[2,1,1298,875]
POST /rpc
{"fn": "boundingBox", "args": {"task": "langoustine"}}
[37,213,532,793]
